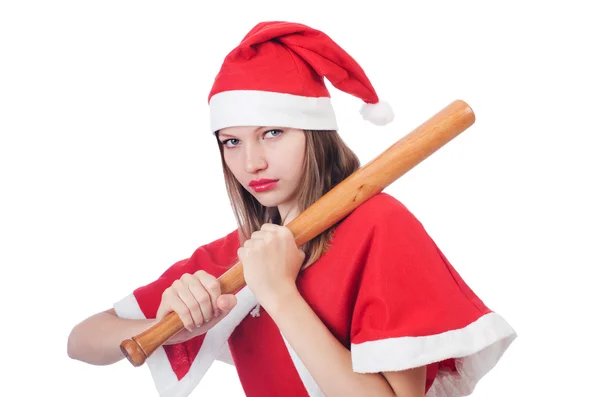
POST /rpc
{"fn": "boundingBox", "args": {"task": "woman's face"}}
[218,126,306,213]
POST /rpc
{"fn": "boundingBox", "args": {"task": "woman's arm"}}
[238,224,426,396]
[263,286,426,397]
[67,308,158,365]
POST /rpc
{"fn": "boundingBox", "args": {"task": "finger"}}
[246,232,265,246]
[174,278,205,327]
[260,223,280,231]
[164,287,196,331]
[191,286,214,323]
[156,300,172,321]
[261,224,292,241]
[252,228,270,236]
[251,229,274,241]
[244,237,265,249]
[216,294,237,313]
[273,224,293,239]
[181,274,214,323]
[195,270,221,315]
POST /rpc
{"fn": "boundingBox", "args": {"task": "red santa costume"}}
[113,21,516,396]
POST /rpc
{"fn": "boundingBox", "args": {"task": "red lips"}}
[249,178,279,193]
[249,178,278,187]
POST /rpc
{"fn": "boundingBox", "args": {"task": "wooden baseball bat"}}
[120,99,476,367]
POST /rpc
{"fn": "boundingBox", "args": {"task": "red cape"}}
[114,192,516,396]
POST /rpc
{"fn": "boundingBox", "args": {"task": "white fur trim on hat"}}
[209,90,338,133]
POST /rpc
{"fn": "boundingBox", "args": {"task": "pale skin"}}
[67,125,426,396]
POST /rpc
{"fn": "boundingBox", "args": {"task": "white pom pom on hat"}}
[208,21,395,133]
[360,100,395,126]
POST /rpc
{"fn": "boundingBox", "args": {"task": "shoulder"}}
[332,192,431,248]
[342,192,418,229]
[188,228,240,271]
[146,229,240,285]
[202,228,241,253]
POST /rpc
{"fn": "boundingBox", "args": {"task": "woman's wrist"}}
[260,282,302,318]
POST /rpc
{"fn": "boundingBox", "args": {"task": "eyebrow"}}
[218,126,266,139]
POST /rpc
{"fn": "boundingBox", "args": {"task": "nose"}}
[244,142,267,173]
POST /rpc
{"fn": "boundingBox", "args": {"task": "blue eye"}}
[221,139,240,148]
[265,129,283,138]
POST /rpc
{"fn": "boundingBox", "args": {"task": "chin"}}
[251,192,284,208]
[254,197,280,208]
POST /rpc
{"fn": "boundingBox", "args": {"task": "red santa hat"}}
[208,21,394,133]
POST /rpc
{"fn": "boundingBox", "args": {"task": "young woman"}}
[67,21,517,397]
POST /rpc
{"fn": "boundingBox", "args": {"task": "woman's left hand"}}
[237,223,305,308]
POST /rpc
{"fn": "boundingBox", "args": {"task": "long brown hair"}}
[216,129,360,270]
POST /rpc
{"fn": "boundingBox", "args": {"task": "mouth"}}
[249,180,279,193]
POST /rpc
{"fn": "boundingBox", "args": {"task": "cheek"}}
[224,155,244,180]
[286,151,306,181]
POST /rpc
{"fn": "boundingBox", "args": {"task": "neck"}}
[278,204,300,226]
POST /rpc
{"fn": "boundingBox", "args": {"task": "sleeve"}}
[349,199,517,396]
[113,230,240,396]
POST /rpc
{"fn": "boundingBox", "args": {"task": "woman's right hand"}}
[156,270,237,344]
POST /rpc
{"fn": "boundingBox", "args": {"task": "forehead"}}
[218,126,265,138]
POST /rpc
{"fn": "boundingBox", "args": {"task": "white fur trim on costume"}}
[113,287,258,397]
[250,303,261,317]
[351,312,517,397]
[360,100,394,126]
[209,90,338,133]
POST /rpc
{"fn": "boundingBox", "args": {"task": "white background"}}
[1,1,598,396]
